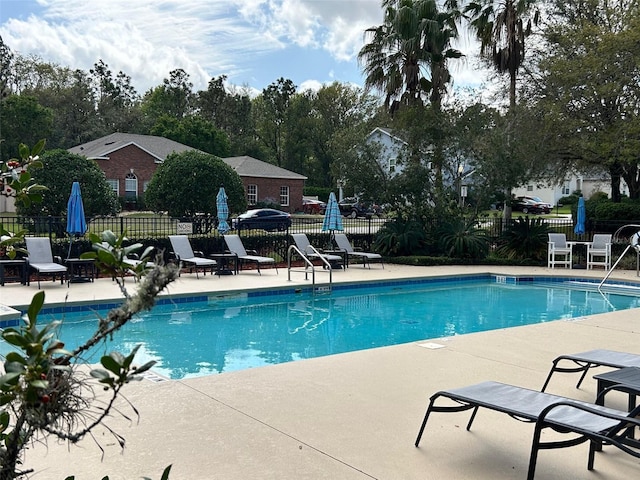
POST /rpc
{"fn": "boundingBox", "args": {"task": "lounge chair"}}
[547,233,572,268]
[168,235,216,278]
[587,234,612,270]
[291,233,343,269]
[223,234,277,274]
[25,237,67,288]
[333,233,383,269]
[541,349,640,392]
[414,380,640,479]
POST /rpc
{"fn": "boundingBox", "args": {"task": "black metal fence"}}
[1,214,633,262]
[0,214,388,239]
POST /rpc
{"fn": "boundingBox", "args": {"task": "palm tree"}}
[461,0,540,110]
[358,0,462,113]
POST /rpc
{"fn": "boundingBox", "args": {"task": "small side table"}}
[65,258,96,284]
[209,253,238,276]
[594,367,640,441]
[0,259,28,286]
[594,367,640,410]
[323,249,348,269]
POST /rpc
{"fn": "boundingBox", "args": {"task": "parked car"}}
[518,196,553,213]
[302,198,326,215]
[233,209,292,231]
[338,198,372,218]
[512,198,548,214]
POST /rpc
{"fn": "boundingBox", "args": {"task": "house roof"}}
[68,132,196,162]
[69,134,307,180]
[224,156,307,180]
[367,127,408,146]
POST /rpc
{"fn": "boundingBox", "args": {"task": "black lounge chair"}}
[168,235,216,278]
[223,234,277,274]
[333,233,383,269]
[541,349,640,392]
[414,381,640,479]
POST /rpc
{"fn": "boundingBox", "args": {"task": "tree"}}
[305,83,379,187]
[460,0,540,110]
[144,150,247,217]
[150,115,231,157]
[0,35,13,97]
[0,95,53,162]
[454,0,540,220]
[141,69,194,127]
[253,78,297,167]
[17,149,120,217]
[359,0,461,113]
[531,0,640,200]
[89,59,142,134]
[359,0,462,197]
[196,78,262,157]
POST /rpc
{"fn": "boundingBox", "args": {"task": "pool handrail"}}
[287,244,332,291]
[598,224,640,294]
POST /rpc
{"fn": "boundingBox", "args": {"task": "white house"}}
[513,172,628,206]
[365,127,408,176]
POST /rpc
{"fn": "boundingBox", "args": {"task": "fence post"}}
[120,216,125,235]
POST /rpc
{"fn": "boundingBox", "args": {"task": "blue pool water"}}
[6,276,640,379]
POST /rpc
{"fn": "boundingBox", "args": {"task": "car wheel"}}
[277,223,287,231]
[349,210,357,219]
[522,207,529,214]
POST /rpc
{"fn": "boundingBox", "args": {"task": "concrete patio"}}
[3,264,640,479]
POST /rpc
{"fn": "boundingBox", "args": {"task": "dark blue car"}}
[233,209,292,231]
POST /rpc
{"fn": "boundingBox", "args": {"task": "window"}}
[125,173,138,198]
[107,179,119,195]
[389,157,397,173]
[562,182,571,195]
[527,185,533,192]
[280,186,289,206]
[247,184,257,205]
[143,181,150,192]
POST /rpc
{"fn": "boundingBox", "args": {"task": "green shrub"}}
[593,198,640,221]
[495,216,551,261]
[436,217,490,259]
[373,218,426,256]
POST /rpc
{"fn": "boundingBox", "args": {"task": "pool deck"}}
[4,264,640,479]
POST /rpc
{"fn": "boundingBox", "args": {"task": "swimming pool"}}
[5,275,636,380]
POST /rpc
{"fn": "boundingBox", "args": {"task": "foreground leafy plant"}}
[0,142,180,479]
[0,241,179,478]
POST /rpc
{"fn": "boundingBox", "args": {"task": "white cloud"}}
[1,0,489,97]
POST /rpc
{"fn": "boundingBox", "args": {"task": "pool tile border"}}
[3,273,640,328]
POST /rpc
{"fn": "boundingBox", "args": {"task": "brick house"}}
[67,133,307,213]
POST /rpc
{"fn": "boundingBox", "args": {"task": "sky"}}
[0,0,490,98]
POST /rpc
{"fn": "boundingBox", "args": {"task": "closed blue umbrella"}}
[574,196,586,236]
[322,192,343,233]
[216,187,230,235]
[66,181,87,258]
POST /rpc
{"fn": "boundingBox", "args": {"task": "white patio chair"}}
[587,234,612,270]
[547,233,572,269]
